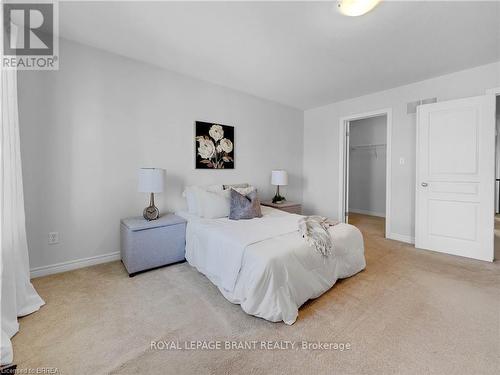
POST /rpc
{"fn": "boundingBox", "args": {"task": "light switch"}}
[399,157,405,165]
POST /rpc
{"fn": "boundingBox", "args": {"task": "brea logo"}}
[2,1,58,70]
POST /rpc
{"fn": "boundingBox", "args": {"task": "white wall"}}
[303,62,500,241]
[348,115,387,217]
[18,39,303,272]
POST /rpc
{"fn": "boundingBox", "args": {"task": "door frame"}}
[486,87,500,216]
[338,108,393,239]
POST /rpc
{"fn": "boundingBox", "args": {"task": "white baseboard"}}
[387,233,415,244]
[30,251,121,279]
[349,208,385,218]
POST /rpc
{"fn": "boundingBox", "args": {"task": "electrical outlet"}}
[48,232,59,245]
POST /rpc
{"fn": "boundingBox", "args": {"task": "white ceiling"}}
[58,1,500,110]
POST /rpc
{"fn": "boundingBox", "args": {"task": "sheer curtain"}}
[1,23,45,365]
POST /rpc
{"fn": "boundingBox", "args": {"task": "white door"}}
[415,95,496,261]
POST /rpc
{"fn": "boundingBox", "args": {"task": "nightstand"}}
[261,201,302,214]
[120,214,187,277]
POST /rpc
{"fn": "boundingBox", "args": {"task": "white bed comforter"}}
[178,207,365,325]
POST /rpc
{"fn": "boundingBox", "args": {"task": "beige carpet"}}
[12,214,500,375]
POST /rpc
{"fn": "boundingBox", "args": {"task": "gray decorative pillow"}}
[229,189,263,220]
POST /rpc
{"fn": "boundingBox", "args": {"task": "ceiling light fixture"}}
[337,0,381,17]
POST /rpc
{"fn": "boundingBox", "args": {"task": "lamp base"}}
[143,205,159,221]
[143,193,160,220]
[272,194,286,204]
[272,185,286,204]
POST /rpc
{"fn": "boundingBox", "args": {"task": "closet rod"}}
[350,143,386,150]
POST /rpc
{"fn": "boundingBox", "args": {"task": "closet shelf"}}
[350,143,386,150]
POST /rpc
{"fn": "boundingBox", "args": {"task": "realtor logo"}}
[2,1,59,70]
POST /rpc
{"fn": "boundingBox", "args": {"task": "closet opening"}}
[338,109,392,240]
[347,115,387,237]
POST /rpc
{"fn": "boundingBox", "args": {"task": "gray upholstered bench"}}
[120,214,187,276]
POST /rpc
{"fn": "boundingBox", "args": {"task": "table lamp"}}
[271,170,288,204]
[138,168,165,220]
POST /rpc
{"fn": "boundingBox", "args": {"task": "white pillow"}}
[198,189,231,219]
[184,188,199,215]
[205,184,224,193]
[183,184,223,215]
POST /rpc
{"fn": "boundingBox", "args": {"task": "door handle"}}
[421,182,428,187]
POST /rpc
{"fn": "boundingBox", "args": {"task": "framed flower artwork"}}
[195,121,234,169]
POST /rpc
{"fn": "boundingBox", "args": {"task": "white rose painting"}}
[195,121,234,169]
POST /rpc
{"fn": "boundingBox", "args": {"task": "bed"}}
[176,205,365,325]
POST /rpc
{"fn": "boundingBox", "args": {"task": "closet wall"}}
[348,115,387,217]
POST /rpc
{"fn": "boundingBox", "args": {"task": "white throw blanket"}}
[298,216,339,256]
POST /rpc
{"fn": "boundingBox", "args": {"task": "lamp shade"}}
[271,170,288,186]
[138,168,165,193]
